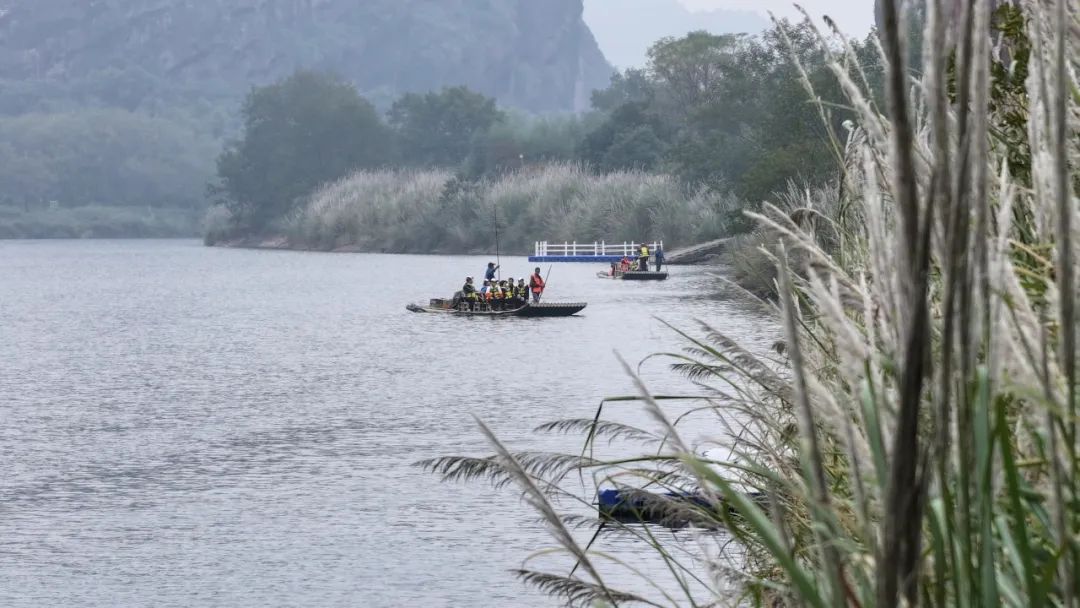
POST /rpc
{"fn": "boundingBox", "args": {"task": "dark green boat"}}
[596,270,669,281]
[407,298,586,317]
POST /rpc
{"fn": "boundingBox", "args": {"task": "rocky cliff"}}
[0,0,612,113]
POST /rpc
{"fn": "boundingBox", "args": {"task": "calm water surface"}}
[0,240,776,607]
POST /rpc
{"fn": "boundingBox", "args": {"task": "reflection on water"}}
[0,240,777,607]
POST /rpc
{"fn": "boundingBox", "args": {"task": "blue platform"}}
[529,255,627,263]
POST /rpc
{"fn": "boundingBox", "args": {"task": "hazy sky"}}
[678,0,876,35]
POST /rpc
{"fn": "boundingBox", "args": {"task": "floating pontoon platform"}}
[529,240,663,263]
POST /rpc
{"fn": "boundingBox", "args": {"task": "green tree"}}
[464,113,585,177]
[0,108,216,210]
[579,102,670,172]
[646,31,745,111]
[590,68,654,112]
[212,71,392,229]
[389,86,504,168]
[602,125,665,171]
[580,21,878,211]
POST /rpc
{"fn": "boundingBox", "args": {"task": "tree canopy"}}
[0,109,215,210]
[578,21,884,204]
[212,71,393,229]
[389,86,505,168]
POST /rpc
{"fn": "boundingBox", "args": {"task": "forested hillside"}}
[0,0,611,237]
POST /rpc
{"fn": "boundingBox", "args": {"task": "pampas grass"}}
[282,163,742,253]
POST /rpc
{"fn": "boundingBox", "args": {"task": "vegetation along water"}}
[5,0,1078,606]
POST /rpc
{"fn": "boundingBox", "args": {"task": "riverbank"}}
[207,235,531,256]
[0,205,200,239]
[206,164,743,255]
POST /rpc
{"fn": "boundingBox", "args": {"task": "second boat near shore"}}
[596,269,669,281]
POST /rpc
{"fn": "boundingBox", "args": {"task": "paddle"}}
[540,265,552,302]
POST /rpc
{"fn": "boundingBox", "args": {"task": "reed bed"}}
[282,163,741,253]
[423,0,1080,605]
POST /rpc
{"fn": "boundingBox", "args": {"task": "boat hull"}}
[406,301,586,317]
[596,271,669,281]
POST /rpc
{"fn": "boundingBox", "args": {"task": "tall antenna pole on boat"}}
[494,205,501,280]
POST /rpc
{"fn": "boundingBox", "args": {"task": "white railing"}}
[534,241,664,257]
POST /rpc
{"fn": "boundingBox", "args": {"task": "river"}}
[0,239,777,607]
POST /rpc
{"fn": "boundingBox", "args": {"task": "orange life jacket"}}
[530,274,545,293]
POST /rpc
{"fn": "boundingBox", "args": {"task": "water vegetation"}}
[249,164,742,253]
[424,0,1080,606]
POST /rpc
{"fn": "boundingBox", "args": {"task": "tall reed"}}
[283,163,742,253]
[423,0,1080,605]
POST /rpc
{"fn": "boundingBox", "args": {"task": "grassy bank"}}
[427,2,1080,606]
[206,163,743,253]
[0,205,200,239]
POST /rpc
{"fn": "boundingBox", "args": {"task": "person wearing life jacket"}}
[457,276,478,310]
[495,280,508,309]
[480,280,492,308]
[529,267,545,303]
[503,278,518,308]
[516,278,528,303]
[639,242,650,271]
[462,277,477,298]
[619,257,631,273]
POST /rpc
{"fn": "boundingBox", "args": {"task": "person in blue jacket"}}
[485,262,499,282]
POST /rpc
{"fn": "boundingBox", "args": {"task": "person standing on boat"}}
[529,267,545,303]
[639,242,650,271]
[485,262,499,282]
[459,277,478,310]
[654,245,664,272]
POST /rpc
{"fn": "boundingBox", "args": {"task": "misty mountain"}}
[0,0,613,114]
[584,0,767,68]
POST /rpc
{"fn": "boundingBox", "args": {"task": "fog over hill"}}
[584,0,768,68]
[0,0,612,113]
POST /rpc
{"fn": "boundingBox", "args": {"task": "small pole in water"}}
[569,520,606,578]
[493,205,501,280]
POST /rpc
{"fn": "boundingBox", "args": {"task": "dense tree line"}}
[215,20,884,236]
[0,108,218,211]
[1,17,883,240]
[581,23,884,203]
